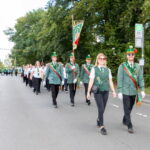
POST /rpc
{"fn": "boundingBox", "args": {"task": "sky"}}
[0,0,48,63]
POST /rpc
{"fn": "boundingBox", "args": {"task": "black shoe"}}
[87,100,91,105]
[33,89,36,93]
[128,127,134,134]
[100,127,107,135]
[97,120,100,127]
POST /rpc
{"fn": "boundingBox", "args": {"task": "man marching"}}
[65,53,80,107]
[117,46,145,134]
[80,54,93,105]
[45,52,64,108]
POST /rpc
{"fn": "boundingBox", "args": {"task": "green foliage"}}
[4,0,150,86]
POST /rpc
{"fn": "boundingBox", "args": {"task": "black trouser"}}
[51,84,60,105]
[64,79,68,91]
[94,91,109,126]
[34,77,41,93]
[24,76,28,86]
[84,83,91,102]
[123,95,136,128]
[69,83,77,104]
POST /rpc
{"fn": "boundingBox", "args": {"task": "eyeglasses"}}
[127,53,135,56]
[98,57,107,60]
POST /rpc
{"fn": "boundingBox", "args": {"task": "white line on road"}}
[136,112,148,118]
[111,104,119,108]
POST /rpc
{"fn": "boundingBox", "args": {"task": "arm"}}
[117,64,123,93]
[65,63,72,73]
[80,65,84,81]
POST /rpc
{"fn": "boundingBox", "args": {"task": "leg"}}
[69,84,75,105]
[123,95,135,128]
[51,84,57,106]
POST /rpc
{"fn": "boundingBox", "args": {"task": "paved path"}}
[0,76,150,150]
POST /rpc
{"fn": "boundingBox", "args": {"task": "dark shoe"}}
[87,100,91,105]
[100,127,107,135]
[33,89,36,93]
[97,120,100,127]
[128,127,134,134]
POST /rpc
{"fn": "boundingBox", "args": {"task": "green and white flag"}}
[72,20,84,50]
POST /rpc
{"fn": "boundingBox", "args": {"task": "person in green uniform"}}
[117,46,145,134]
[65,53,80,107]
[87,53,116,135]
[45,52,64,108]
[80,54,93,105]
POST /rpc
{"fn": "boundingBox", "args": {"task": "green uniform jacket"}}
[80,64,93,83]
[117,62,144,96]
[65,63,80,84]
[45,62,64,85]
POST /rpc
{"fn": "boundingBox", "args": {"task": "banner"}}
[72,20,84,50]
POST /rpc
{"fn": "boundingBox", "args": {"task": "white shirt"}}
[33,67,43,78]
[89,66,112,79]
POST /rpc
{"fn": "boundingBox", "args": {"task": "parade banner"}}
[72,20,84,50]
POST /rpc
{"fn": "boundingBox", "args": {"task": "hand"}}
[112,91,117,98]
[87,92,91,100]
[141,91,145,99]
[61,80,64,85]
[72,66,75,70]
[73,78,77,83]
[118,93,123,100]
[80,81,83,85]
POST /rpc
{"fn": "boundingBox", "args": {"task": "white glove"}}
[43,80,46,86]
[73,78,77,83]
[72,66,75,70]
[80,81,83,85]
[61,80,64,85]
[118,93,123,100]
[141,91,145,99]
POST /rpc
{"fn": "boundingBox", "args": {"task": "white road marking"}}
[111,104,119,108]
[136,112,148,118]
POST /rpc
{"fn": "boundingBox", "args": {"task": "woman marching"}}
[31,61,44,95]
[87,53,116,135]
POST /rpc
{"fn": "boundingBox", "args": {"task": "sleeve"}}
[108,69,112,79]
[45,65,50,80]
[89,67,95,79]
[60,64,64,81]
[75,64,80,79]
[80,65,84,81]
[117,64,123,93]
[65,63,72,73]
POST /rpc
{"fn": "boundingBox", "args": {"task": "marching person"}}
[65,52,80,107]
[31,61,44,95]
[45,52,64,108]
[87,53,116,135]
[80,54,93,105]
[117,46,145,134]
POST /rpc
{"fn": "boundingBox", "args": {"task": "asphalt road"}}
[0,75,150,150]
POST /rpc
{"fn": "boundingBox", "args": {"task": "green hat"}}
[126,46,138,53]
[86,54,91,59]
[51,52,57,57]
[69,52,75,57]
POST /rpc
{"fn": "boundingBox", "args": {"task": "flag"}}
[72,20,84,50]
